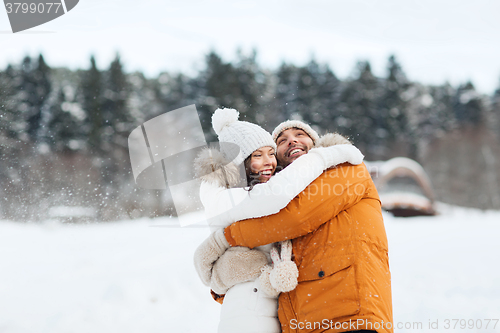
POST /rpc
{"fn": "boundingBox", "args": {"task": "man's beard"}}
[277,143,309,169]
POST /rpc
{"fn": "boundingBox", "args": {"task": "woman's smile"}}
[249,146,277,183]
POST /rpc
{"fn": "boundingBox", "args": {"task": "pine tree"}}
[427,83,456,133]
[197,50,266,130]
[0,57,52,219]
[453,81,484,126]
[46,87,82,152]
[381,55,410,139]
[128,71,163,124]
[81,55,103,151]
[295,60,322,127]
[16,55,52,143]
[155,72,202,120]
[102,54,131,149]
[0,65,19,140]
[232,49,263,123]
[378,55,413,158]
[274,62,300,122]
[156,73,185,110]
[0,65,21,196]
[491,78,500,141]
[315,64,342,132]
[196,51,238,139]
[338,61,382,158]
[277,59,341,133]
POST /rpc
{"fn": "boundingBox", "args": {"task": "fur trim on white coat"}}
[194,148,241,188]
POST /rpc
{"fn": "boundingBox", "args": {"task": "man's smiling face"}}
[275,128,314,167]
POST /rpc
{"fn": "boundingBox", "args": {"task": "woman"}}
[194,108,363,333]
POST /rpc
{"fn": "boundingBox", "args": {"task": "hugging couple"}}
[193,108,393,333]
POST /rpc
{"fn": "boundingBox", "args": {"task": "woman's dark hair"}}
[243,153,283,191]
[244,155,260,190]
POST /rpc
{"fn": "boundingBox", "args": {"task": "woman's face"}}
[249,146,277,183]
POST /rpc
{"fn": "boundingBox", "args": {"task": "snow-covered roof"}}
[368,157,435,202]
[379,157,431,183]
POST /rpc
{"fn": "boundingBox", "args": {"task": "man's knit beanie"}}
[271,120,320,145]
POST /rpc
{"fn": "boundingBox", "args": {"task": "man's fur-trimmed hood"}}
[194,132,351,188]
[316,132,352,147]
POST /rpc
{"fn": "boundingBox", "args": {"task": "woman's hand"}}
[193,229,230,287]
[211,247,268,295]
[309,144,364,168]
[194,229,268,295]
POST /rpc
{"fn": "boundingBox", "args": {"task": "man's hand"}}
[193,229,230,287]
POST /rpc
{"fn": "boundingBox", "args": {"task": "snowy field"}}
[0,204,499,333]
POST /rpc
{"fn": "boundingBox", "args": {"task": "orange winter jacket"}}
[224,163,393,333]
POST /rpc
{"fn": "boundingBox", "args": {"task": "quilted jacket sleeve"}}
[224,163,375,248]
[204,145,363,229]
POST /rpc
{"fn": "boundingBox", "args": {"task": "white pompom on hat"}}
[212,108,276,165]
[272,120,320,145]
[212,108,239,136]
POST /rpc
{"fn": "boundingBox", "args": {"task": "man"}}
[199,120,393,333]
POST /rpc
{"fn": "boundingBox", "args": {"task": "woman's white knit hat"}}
[212,108,276,165]
[271,120,320,145]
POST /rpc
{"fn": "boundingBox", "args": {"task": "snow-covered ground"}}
[0,204,499,333]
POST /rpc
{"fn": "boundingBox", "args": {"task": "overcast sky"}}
[1,0,499,94]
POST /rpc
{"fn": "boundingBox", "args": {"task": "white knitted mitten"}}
[309,144,364,168]
[259,264,280,298]
[193,229,230,287]
[211,246,269,295]
[269,240,299,293]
